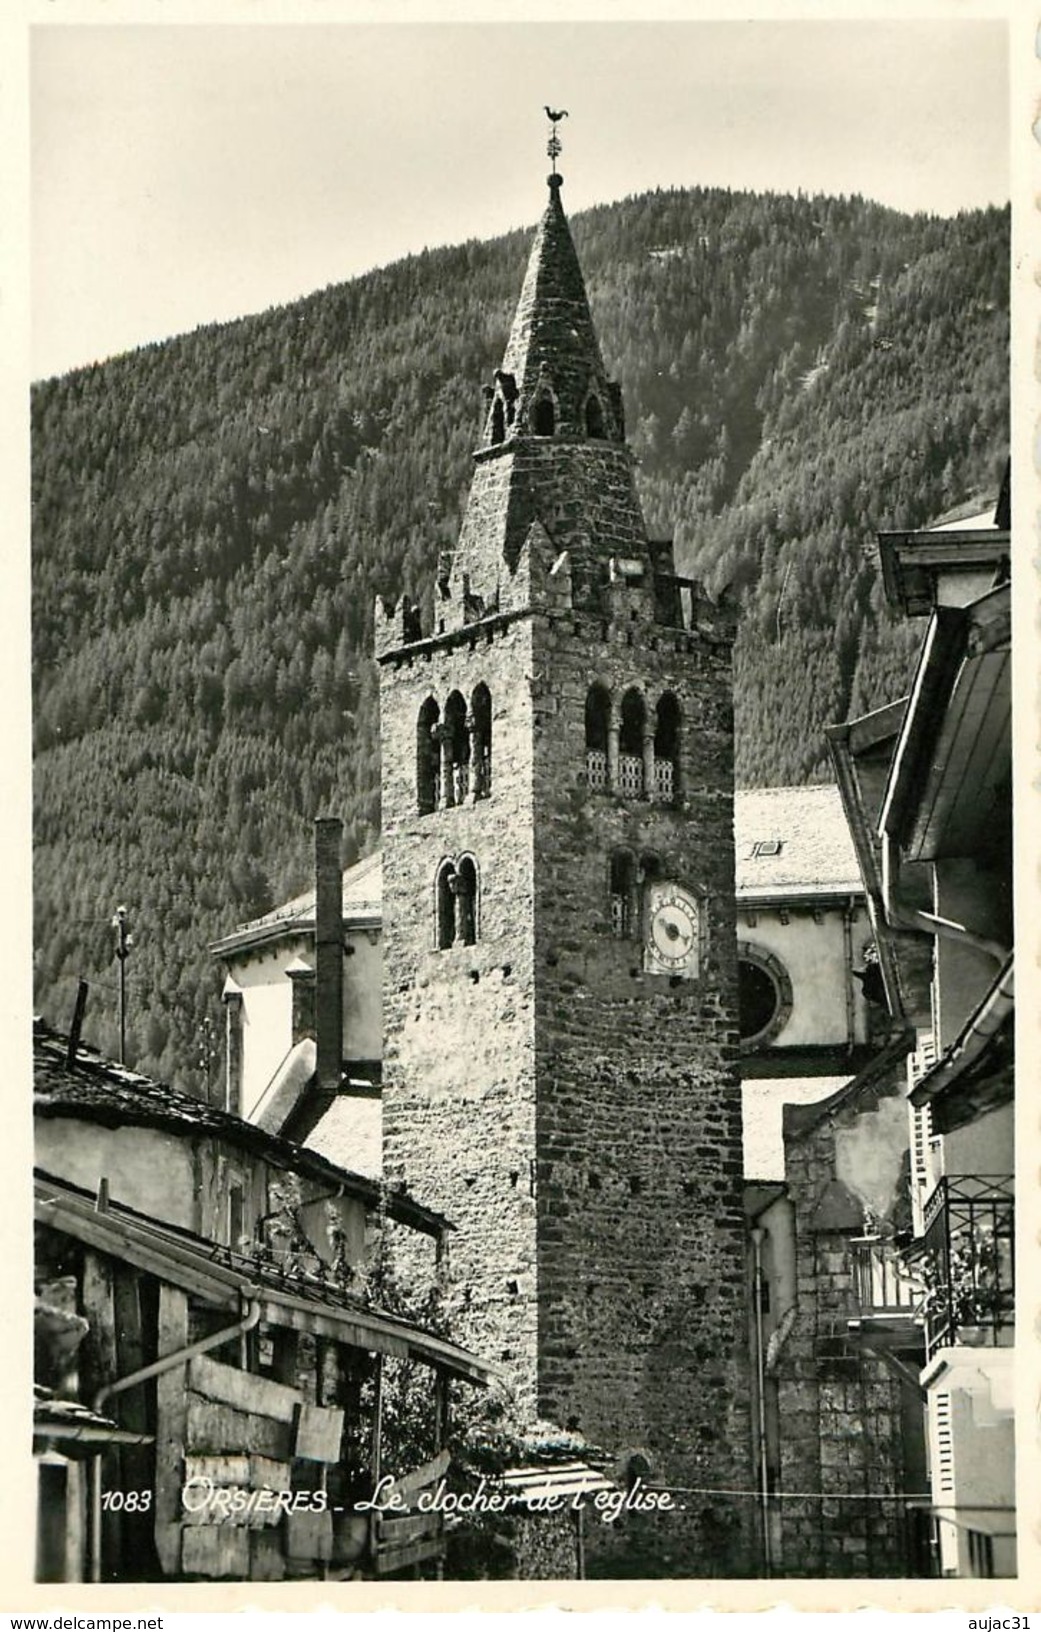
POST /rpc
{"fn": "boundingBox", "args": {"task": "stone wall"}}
[775,1075,925,1577]
[379,555,755,1575]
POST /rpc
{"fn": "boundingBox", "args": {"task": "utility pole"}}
[111,905,132,1064]
[197,1015,217,1103]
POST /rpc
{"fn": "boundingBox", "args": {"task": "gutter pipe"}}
[90,1296,261,1583]
[750,1228,772,1576]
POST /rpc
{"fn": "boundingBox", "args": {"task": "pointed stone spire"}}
[450,172,652,612]
[488,175,622,446]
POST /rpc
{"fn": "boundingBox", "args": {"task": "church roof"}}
[734,783,864,901]
[210,850,381,955]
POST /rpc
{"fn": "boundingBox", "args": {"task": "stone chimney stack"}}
[314,816,343,1099]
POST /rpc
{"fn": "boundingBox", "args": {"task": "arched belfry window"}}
[533,395,556,437]
[585,684,611,792]
[434,855,479,949]
[585,394,605,439]
[417,697,440,814]
[471,683,492,799]
[444,691,469,805]
[654,692,681,803]
[490,398,506,445]
[435,859,456,950]
[618,689,647,798]
[610,850,637,938]
[455,855,478,946]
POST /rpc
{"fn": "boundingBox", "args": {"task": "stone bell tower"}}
[376,145,753,1576]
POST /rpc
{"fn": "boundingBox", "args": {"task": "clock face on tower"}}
[644,881,701,978]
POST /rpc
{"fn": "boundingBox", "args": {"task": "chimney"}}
[314,817,344,1100]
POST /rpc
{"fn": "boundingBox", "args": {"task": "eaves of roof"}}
[35,1172,496,1387]
[909,956,1014,1128]
[880,586,1011,855]
[210,904,380,960]
[34,1028,448,1239]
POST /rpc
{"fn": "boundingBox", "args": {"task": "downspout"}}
[90,1297,261,1583]
[842,897,857,1052]
[750,1228,772,1576]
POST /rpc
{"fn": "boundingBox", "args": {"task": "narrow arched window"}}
[417,697,440,814]
[585,684,610,791]
[585,395,605,439]
[444,690,469,805]
[533,395,556,436]
[654,692,681,804]
[455,855,478,946]
[639,853,662,942]
[435,860,457,950]
[490,398,505,445]
[618,689,646,798]
[610,850,636,938]
[471,683,492,799]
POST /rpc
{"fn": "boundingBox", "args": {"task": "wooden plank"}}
[284,1508,333,1562]
[185,1397,292,1461]
[386,1449,451,1503]
[294,1402,344,1464]
[374,1535,445,1575]
[184,1455,250,1487]
[181,1485,282,1530]
[37,1196,236,1310]
[189,1355,299,1422]
[250,1530,286,1582]
[181,1524,250,1579]
[376,1511,441,1547]
[112,1266,153,1567]
[154,1285,189,1577]
[81,1252,123,1576]
[251,1455,292,1492]
[183,1455,292,1492]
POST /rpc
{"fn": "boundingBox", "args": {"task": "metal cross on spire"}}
[544,106,569,175]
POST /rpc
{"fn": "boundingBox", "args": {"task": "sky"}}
[30,17,1010,381]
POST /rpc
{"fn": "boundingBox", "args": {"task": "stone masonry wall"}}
[380,616,542,1411]
[776,1104,920,1577]
[452,440,652,610]
[527,592,753,1578]
[379,581,755,1577]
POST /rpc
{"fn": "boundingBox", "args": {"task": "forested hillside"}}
[32,185,1009,1089]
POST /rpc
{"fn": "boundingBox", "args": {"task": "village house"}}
[827,475,1014,1576]
[33,1015,496,1584]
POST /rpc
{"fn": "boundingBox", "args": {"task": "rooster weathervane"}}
[545,106,568,175]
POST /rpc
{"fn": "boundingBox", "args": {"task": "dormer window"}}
[751,839,783,858]
[533,395,556,436]
[585,394,605,439]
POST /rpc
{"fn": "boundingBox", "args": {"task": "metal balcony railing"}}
[920,1175,1014,1360]
[850,1236,921,1318]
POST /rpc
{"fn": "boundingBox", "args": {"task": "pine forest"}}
[31,184,1010,1090]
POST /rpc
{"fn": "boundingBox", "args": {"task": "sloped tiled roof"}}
[211,852,382,955]
[734,784,863,900]
[33,1024,446,1236]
